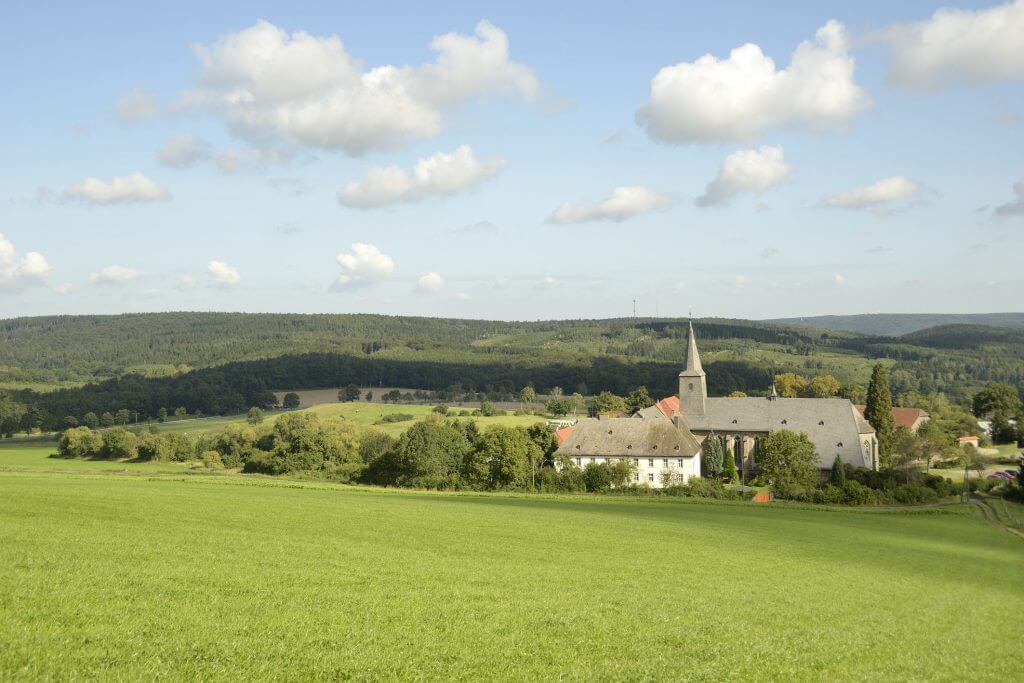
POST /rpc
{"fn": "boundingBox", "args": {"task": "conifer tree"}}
[830,454,846,487]
[865,363,895,467]
[720,435,738,482]
[702,431,723,478]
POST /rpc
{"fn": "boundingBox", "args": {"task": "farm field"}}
[1,471,1022,680]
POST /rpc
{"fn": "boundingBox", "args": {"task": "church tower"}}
[679,321,707,415]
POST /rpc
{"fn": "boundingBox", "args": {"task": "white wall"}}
[566,454,698,488]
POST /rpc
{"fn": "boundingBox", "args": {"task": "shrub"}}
[57,427,103,459]
[582,463,614,492]
[377,413,414,424]
[201,450,224,470]
[840,480,877,505]
[433,404,449,415]
[101,427,138,459]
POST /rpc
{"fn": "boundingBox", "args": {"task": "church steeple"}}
[682,320,703,374]
[679,320,707,415]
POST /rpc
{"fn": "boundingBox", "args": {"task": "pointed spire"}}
[682,320,704,375]
[769,383,778,400]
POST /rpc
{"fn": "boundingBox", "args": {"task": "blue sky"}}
[1,0,1022,320]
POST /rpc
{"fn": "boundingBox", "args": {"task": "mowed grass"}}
[1,473,1022,680]
[302,402,549,436]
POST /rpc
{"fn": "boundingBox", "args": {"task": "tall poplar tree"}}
[865,363,895,467]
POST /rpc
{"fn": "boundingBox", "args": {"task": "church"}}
[556,321,878,487]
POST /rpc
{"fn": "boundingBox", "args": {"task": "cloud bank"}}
[333,243,395,290]
[186,20,540,155]
[696,145,791,207]
[880,0,1024,90]
[0,233,50,292]
[63,171,170,205]
[339,145,505,208]
[548,186,672,223]
[636,20,868,143]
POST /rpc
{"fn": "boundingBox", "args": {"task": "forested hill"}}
[2,313,1023,426]
[0,313,824,386]
[769,313,1024,336]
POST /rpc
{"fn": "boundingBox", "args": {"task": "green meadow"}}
[1,464,1022,680]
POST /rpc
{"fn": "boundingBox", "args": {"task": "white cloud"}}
[340,145,505,208]
[185,20,539,155]
[994,178,1024,217]
[533,276,559,290]
[0,233,50,292]
[160,134,210,168]
[63,171,170,205]
[333,243,395,290]
[207,260,241,287]
[636,20,868,143]
[548,186,672,224]
[823,176,922,210]
[176,275,198,290]
[456,291,472,301]
[834,273,846,286]
[417,272,444,292]
[696,145,791,207]
[116,88,158,122]
[89,265,140,285]
[880,0,1024,89]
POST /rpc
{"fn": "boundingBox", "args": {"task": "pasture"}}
[1,470,1021,680]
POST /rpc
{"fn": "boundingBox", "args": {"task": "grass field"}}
[1,469,1022,680]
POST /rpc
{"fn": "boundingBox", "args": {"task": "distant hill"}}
[769,313,1024,336]
[900,324,1024,350]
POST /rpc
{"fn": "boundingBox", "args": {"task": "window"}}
[634,473,639,482]
[688,383,694,390]
[648,458,654,467]
[678,459,684,467]
[575,457,580,467]
[662,458,668,467]
[647,473,654,482]
[633,458,638,466]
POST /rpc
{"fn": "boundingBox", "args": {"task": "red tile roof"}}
[555,426,575,445]
[653,396,680,418]
[855,405,929,430]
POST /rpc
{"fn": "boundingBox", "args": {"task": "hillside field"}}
[1,468,1022,680]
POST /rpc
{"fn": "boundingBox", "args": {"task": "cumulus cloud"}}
[696,145,791,207]
[879,0,1024,90]
[823,176,922,210]
[63,171,170,205]
[160,134,210,168]
[332,243,395,290]
[116,88,158,122]
[339,145,505,208]
[548,186,672,224]
[207,260,241,287]
[0,233,50,292]
[185,20,539,155]
[89,265,140,285]
[417,272,444,292]
[636,20,868,143]
[994,178,1024,217]
[834,273,846,286]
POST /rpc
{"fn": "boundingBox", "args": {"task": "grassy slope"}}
[0,473,1021,680]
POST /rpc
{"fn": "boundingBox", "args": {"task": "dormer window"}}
[732,419,738,424]
[819,420,825,426]
[836,441,843,448]
[781,419,787,425]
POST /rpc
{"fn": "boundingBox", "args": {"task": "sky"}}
[1,0,1022,321]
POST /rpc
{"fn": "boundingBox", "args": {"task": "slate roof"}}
[556,417,702,458]
[681,322,704,375]
[641,396,875,469]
